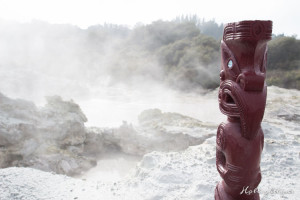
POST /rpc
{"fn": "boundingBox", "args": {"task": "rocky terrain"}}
[0,93,216,176]
[0,86,299,199]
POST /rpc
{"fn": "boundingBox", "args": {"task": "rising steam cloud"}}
[0,19,221,105]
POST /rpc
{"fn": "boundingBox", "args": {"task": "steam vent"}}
[215,20,273,200]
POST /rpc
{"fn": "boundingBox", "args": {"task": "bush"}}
[267,69,300,89]
[268,36,300,70]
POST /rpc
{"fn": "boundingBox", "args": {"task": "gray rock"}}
[88,109,217,156]
[0,93,96,175]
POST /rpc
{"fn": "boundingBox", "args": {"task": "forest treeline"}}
[94,18,300,91]
[267,35,300,89]
[0,17,299,91]
[83,17,300,91]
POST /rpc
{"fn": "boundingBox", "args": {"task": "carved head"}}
[219,20,272,139]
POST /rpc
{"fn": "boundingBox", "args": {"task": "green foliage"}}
[3,19,299,92]
[129,20,200,51]
[267,69,300,89]
[268,36,300,70]
[174,15,224,40]
[117,19,222,91]
[266,36,300,89]
[82,21,300,91]
[155,33,220,90]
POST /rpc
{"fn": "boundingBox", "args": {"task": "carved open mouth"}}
[223,91,235,104]
[219,88,240,117]
[219,80,267,139]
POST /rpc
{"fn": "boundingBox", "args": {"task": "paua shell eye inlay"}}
[227,60,233,69]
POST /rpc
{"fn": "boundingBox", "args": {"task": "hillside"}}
[0,19,298,99]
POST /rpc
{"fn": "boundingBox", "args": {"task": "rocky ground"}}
[0,86,299,199]
[0,92,216,176]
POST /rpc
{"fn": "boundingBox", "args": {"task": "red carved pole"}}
[215,20,273,200]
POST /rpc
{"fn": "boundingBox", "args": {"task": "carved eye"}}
[221,41,240,80]
[227,60,233,69]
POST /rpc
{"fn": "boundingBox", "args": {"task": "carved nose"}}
[236,72,265,91]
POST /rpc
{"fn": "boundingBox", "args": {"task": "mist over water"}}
[0,19,226,182]
[79,84,223,127]
[0,20,224,128]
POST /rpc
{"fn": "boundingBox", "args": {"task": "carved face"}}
[220,40,267,91]
[218,21,271,139]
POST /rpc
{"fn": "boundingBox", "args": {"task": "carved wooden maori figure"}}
[215,20,273,200]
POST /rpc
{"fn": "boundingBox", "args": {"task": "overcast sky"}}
[0,0,299,37]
